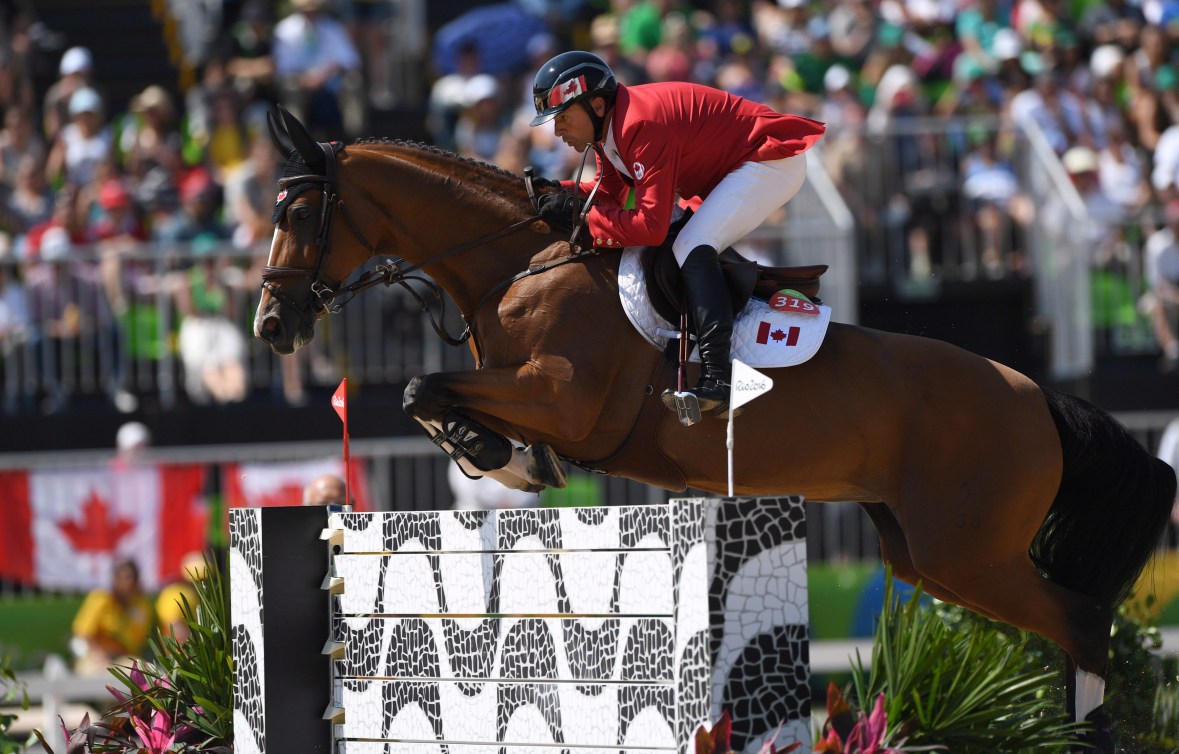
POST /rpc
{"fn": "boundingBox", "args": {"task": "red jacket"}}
[561,82,825,248]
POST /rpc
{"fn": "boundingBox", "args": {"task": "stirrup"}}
[661,388,703,426]
[661,381,733,426]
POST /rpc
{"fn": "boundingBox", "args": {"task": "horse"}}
[254,108,1176,751]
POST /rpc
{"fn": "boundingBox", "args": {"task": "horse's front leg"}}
[403,364,593,490]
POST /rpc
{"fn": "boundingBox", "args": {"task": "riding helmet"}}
[530,51,618,127]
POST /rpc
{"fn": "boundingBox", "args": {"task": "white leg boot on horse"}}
[412,415,566,493]
[661,245,735,418]
[403,369,578,492]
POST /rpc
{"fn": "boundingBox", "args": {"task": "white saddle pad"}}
[618,247,831,368]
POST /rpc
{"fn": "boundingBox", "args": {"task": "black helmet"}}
[530,51,618,127]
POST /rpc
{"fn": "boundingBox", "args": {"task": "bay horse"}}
[254,108,1174,751]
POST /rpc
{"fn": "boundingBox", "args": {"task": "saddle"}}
[641,208,828,326]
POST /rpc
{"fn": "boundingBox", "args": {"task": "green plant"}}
[849,573,1088,753]
[694,710,800,754]
[815,683,940,753]
[0,653,29,754]
[934,591,1178,752]
[35,553,233,753]
[35,666,199,754]
[137,553,232,747]
[1148,675,1179,751]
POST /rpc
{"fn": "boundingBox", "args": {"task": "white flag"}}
[730,359,773,411]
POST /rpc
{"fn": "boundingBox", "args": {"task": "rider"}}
[529,50,825,418]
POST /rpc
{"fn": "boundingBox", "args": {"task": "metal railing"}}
[738,148,858,325]
[0,244,473,414]
[2,117,1169,413]
[1020,118,1097,380]
[819,114,1170,380]
[0,178,854,414]
[821,115,1030,286]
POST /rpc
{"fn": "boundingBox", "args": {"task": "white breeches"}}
[672,153,808,266]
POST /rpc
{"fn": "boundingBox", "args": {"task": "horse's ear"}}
[278,106,325,172]
[266,107,296,160]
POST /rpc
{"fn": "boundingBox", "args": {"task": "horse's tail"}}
[1030,387,1176,608]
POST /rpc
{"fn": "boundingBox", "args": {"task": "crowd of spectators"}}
[419,0,1179,367]
[1,0,1179,415]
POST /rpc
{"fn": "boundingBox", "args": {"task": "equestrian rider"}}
[529,51,825,417]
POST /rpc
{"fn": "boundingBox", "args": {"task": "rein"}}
[345,214,585,349]
[261,140,598,349]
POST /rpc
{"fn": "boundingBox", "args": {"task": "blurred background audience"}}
[0,0,1178,427]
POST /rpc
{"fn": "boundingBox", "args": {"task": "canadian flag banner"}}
[222,457,371,511]
[0,464,207,591]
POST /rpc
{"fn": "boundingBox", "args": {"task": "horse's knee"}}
[403,374,451,421]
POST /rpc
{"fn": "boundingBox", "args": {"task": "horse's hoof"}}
[1074,704,1114,754]
[402,374,448,420]
[528,443,568,489]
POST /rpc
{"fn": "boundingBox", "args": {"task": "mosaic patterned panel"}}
[323,498,809,754]
[706,496,810,754]
[340,679,676,747]
[331,507,672,554]
[229,508,266,754]
[334,551,674,616]
[340,744,643,754]
[670,499,711,754]
[333,617,675,682]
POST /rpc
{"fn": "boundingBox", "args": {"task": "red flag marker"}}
[332,379,351,506]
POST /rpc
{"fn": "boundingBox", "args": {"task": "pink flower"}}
[129,661,149,691]
[814,728,844,754]
[131,709,177,754]
[105,684,129,705]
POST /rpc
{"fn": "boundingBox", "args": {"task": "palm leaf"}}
[848,571,1088,753]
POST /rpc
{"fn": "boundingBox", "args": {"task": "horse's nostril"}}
[260,315,283,343]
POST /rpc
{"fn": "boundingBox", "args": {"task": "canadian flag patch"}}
[756,321,801,346]
[549,75,587,107]
[275,188,288,205]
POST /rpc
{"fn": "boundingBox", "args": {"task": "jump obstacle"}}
[229,497,811,754]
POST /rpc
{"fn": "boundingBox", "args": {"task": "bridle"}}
[259,140,598,351]
[260,141,373,326]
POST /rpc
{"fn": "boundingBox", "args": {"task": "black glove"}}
[538,191,583,232]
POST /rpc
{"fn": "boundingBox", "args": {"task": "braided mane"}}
[350,137,528,200]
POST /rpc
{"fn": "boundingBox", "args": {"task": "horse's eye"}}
[290,203,312,223]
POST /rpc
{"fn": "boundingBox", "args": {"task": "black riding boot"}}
[673,245,734,413]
